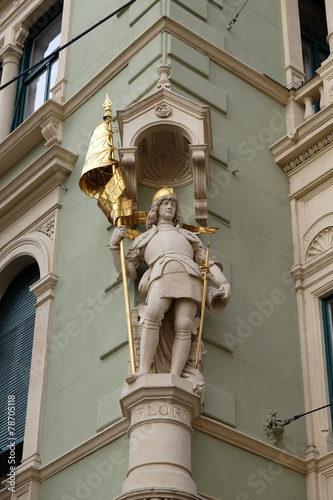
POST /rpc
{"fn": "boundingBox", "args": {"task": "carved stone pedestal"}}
[117,374,203,500]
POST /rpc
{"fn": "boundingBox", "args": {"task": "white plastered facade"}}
[272,2,333,497]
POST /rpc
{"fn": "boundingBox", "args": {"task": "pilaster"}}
[280,0,305,89]
[325,0,333,53]
[0,43,22,141]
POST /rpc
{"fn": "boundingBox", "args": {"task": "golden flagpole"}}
[195,242,210,369]
[118,224,136,373]
[79,95,136,374]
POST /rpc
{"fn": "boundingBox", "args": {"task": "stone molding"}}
[5,409,328,499]
[0,99,65,175]
[270,102,333,171]
[0,144,78,230]
[282,131,333,173]
[0,42,22,63]
[0,234,53,288]
[0,409,310,499]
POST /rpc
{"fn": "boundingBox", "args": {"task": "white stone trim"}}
[280,0,305,89]
[50,0,73,104]
[0,234,57,496]
[0,144,77,231]
[38,416,307,483]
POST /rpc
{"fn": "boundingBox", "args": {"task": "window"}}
[302,32,329,81]
[11,0,63,130]
[0,264,40,487]
[322,293,333,428]
[299,0,329,81]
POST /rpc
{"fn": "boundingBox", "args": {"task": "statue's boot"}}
[126,317,160,383]
[170,330,192,377]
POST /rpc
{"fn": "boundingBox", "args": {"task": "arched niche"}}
[117,65,212,225]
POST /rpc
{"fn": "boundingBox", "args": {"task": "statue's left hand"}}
[218,281,231,299]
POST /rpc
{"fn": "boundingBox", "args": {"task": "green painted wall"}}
[34,0,306,498]
[192,431,306,500]
[65,0,286,100]
[39,437,129,500]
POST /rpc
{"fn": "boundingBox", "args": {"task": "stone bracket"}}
[118,147,138,210]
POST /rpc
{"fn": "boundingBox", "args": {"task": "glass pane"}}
[30,15,61,64]
[24,14,61,119]
[329,300,333,341]
[24,70,47,119]
[302,42,312,81]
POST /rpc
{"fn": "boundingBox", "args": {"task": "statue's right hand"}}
[109,225,126,248]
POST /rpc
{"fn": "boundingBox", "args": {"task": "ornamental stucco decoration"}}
[155,102,172,118]
[117,64,212,225]
[305,227,333,261]
[263,410,285,447]
[37,217,55,241]
[304,214,333,261]
[283,132,333,173]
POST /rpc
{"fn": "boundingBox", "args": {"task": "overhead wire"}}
[227,0,251,30]
[284,402,333,425]
[0,0,138,92]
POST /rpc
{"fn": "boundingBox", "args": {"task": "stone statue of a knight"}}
[109,187,230,398]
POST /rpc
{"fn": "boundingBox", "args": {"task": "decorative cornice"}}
[282,131,333,173]
[0,99,65,175]
[0,144,78,230]
[0,0,25,27]
[30,272,59,305]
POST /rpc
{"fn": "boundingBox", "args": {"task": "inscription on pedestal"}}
[132,404,191,424]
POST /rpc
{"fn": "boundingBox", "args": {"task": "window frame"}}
[11,0,63,131]
[322,293,333,428]
[301,29,329,81]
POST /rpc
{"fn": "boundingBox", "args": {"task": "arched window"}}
[0,263,40,485]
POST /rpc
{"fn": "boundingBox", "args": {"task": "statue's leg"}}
[171,299,197,376]
[127,298,171,383]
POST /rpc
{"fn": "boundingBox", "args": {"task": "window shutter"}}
[0,264,40,453]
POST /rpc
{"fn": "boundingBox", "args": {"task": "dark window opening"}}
[299,0,329,81]
[322,293,333,430]
[0,264,40,488]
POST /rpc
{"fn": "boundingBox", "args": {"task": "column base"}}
[119,374,202,498]
[115,487,205,500]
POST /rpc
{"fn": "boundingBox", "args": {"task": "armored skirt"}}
[146,259,203,306]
